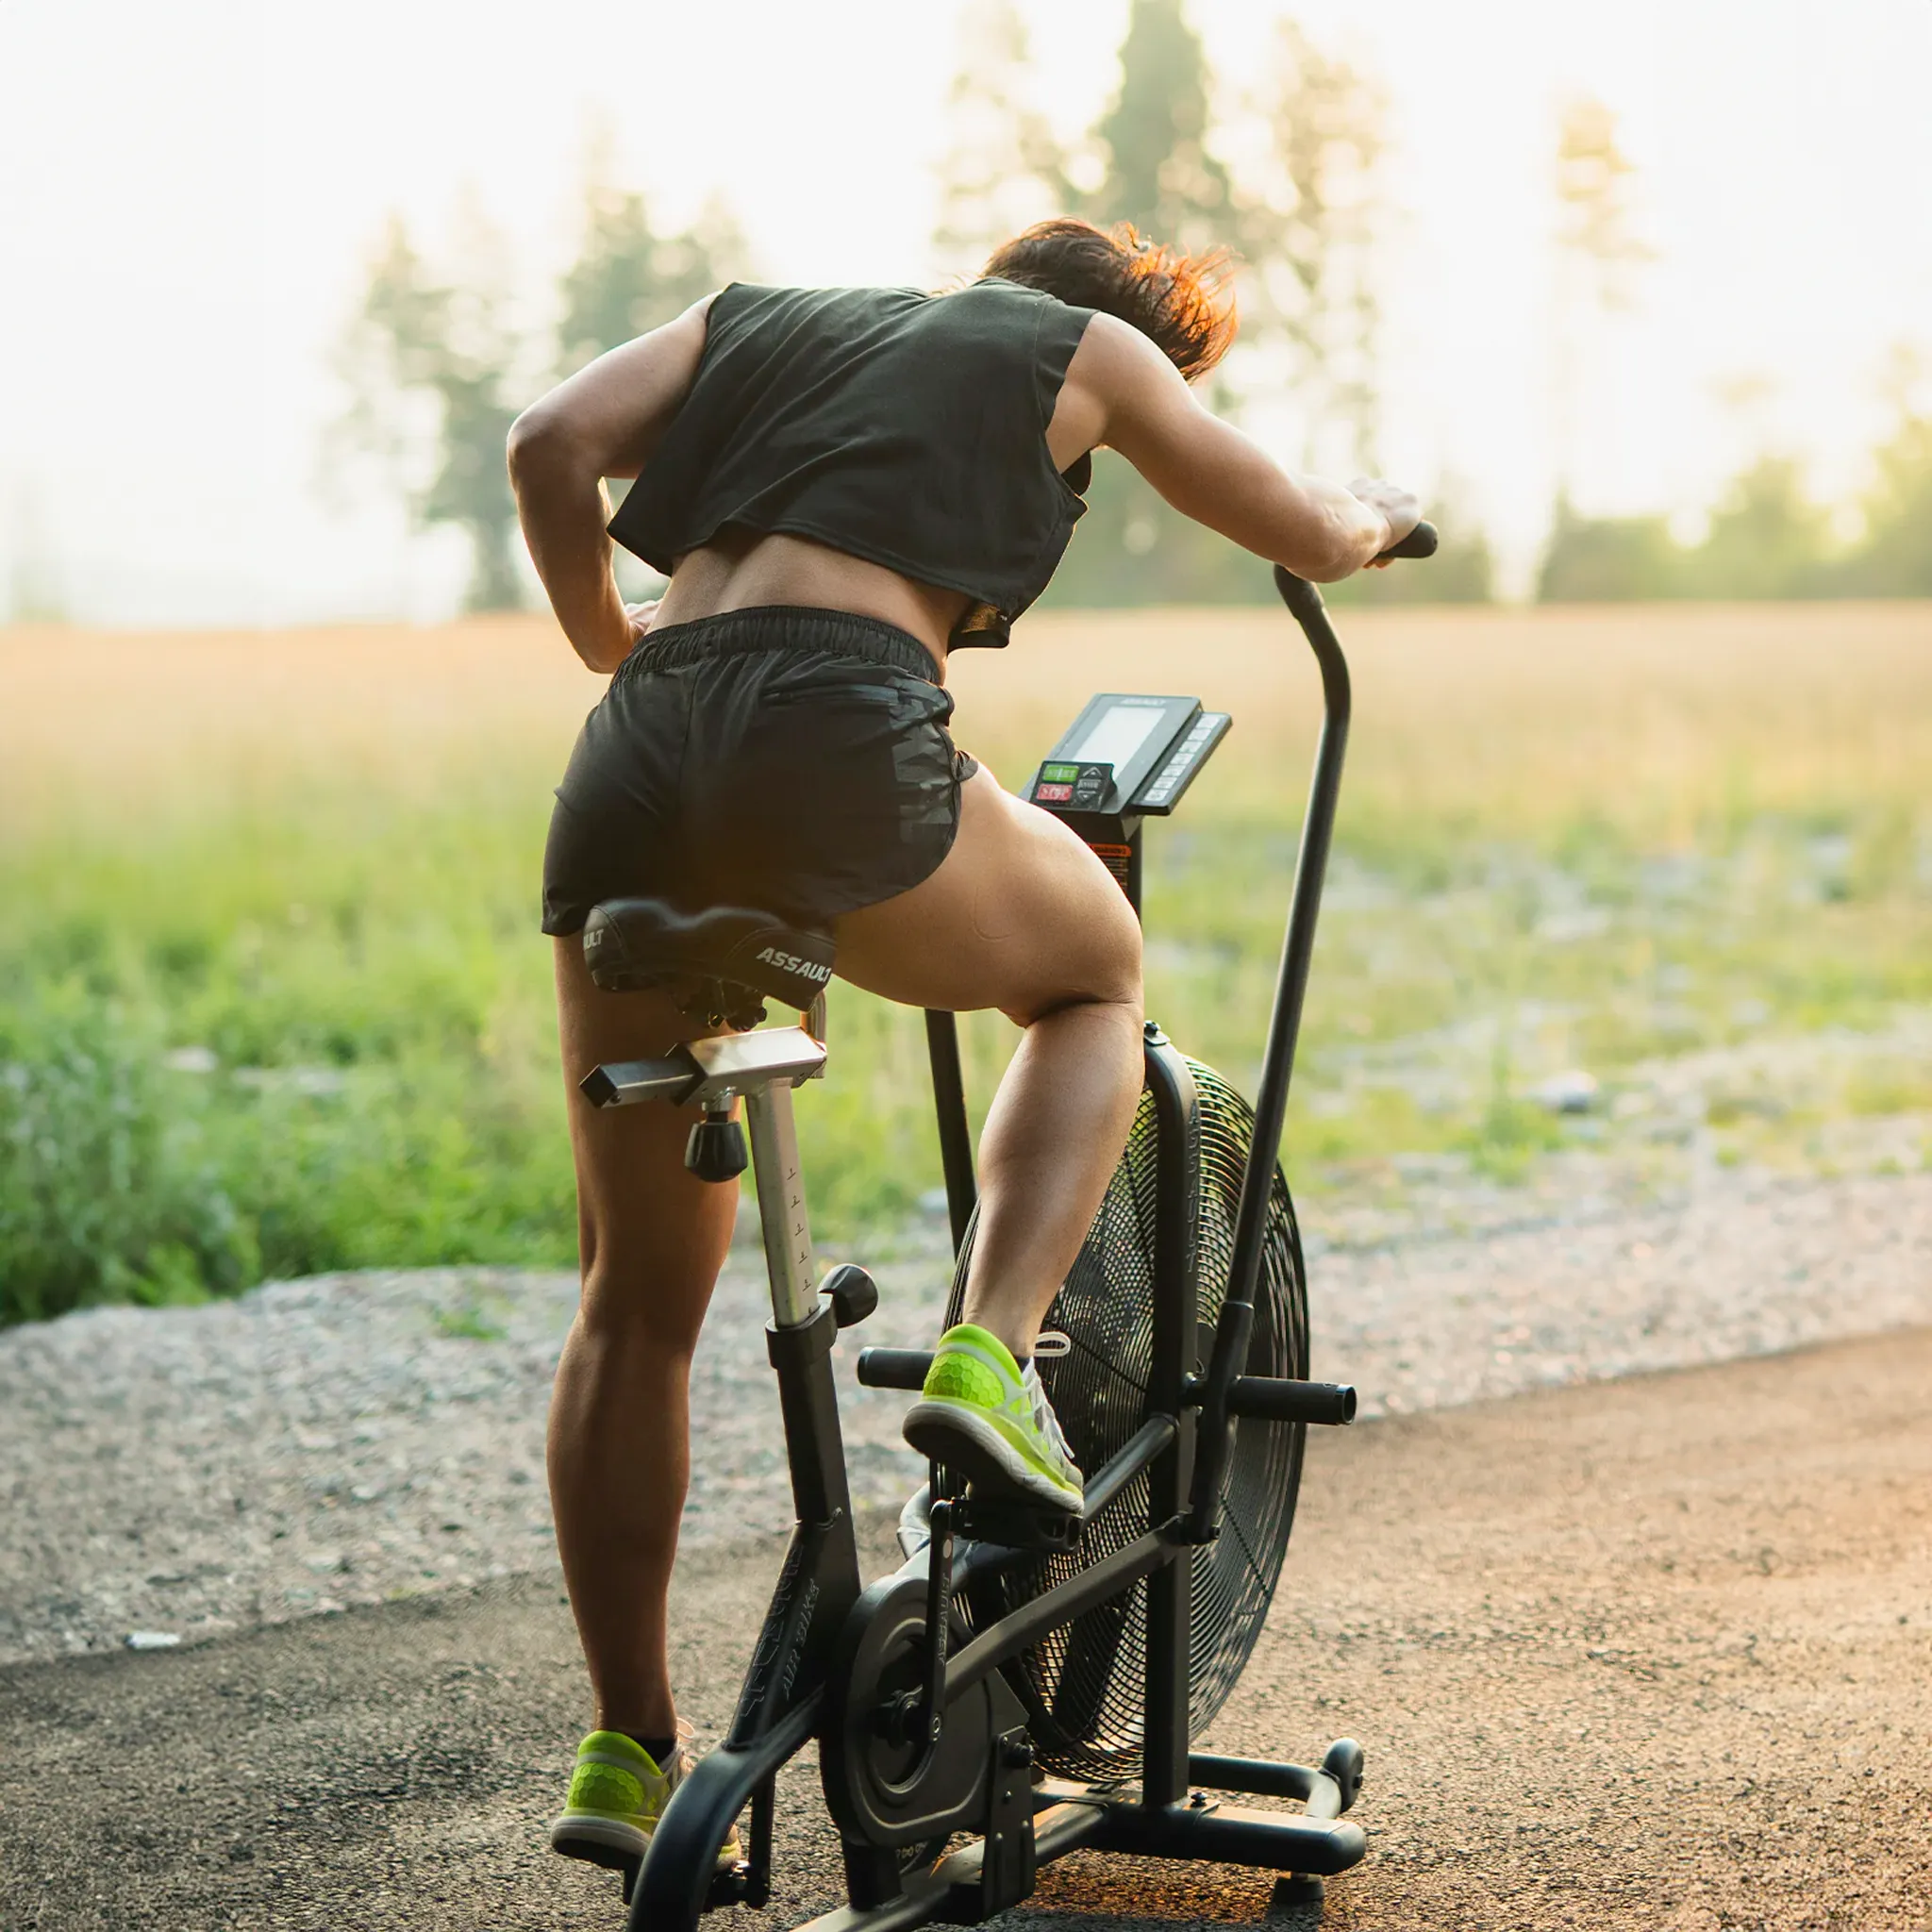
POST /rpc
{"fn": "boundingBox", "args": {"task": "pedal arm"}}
[917,1498,954,1745]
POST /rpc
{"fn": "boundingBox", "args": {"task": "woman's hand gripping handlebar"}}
[1276,516,1439,604]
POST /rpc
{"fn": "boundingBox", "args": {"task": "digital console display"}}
[1068,704,1165,774]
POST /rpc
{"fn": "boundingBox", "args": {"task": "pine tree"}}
[334,212,525,612]
[1087,0,1233,248]
[1237,21,1389,472]
[932,0,1068,275]
[1549,94,1653,497]
[1839,349,1932,595]
[557,134,747,373]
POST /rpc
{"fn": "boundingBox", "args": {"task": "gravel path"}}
[5,1327,1928,1930]
[4,1169,1930,1667]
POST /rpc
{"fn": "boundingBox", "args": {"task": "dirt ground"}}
[4,1327,1928,1932]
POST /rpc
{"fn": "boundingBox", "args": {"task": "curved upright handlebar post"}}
[1186,524,1433,1541]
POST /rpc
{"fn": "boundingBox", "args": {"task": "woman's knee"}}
[571,1157,735,1350]
[1005,899,1143,1027]
[574,1245,718,1358]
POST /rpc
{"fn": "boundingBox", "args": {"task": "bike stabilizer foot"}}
[1072,1794,1365,1874]
[1269,1873,1325,1915]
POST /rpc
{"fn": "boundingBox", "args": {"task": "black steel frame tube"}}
[1079,1415,1177,1524]
[725,1517,839,1749]
[1077,1799,1366,1875]
[886,1417,1176,1602]
[1141,1035,1199,1808]
[629,1691,824,1932]
[792,1802,1110,1932]
[1234,569,1351,1291]
[639,1272,865,1925]
[1190,568,1351,1540]
[942,1526,1175,1705]
[771,1311,857,1532]
[1186,1752,1319,1802]
[922,1009,976,1252]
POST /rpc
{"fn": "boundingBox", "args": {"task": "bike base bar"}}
[791,1787,1365,1931]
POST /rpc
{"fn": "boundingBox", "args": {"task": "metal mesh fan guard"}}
[941,1057,1308,1783]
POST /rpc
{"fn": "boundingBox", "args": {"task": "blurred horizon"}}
[3,0,1930,625]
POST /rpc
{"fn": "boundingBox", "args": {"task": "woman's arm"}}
[1062,315,1419,583]
[506,295,714,673]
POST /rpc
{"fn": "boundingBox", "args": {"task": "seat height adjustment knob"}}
[685,1108,749,1183]
[821,1263,878,1328]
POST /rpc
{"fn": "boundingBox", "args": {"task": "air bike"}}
[575,526,1437,1930]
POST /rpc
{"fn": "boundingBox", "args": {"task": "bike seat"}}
[582,898,835,1012]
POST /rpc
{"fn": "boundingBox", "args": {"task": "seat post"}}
[742,1083,819,1329]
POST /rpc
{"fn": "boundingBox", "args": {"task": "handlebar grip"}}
[1377,519,1438,561]
[1226,1375,1357,1425]
[855,1347,933,1391]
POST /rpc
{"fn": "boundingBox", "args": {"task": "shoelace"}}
[1018,1364,1076,1472]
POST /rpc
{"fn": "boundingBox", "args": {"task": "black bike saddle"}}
[582,898,835,1014]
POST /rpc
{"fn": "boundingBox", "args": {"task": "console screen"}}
[1069,704,1165,774]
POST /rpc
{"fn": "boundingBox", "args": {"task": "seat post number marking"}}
[745,1086,818,1328]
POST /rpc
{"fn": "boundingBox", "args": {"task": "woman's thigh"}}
[832,767,1141,1023]
[553,939,738,1341]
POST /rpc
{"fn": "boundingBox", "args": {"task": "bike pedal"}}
[957,1499,1082,1554]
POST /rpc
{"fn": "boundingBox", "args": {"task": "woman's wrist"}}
[566,581,637,674]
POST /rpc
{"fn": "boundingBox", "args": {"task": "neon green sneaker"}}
[548,1722,743,1874]
[903,1324,1084,1514]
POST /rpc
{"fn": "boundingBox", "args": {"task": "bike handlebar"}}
[1377,518,1438,562]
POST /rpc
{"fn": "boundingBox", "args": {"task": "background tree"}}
[1033,0,1265,606]
[1236,21,1389,475]
[330,159,749,614]
[1085,0,1233,249]
[931,0,1069,277]
[1678,456,1831,599]
[1536,498,1680,601]
[552,146,749,597]
[556,136,748,372]
[334,210,525,611]
[928,2,1480,608]
[1836,348,1932,595]
[1548,93,1652,499]
[1537,95,1655,597]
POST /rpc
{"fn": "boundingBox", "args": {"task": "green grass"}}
[5,607,1930,1325]
[7,775,1926,1326]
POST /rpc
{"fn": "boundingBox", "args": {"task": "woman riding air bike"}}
[508,216,1422,1874]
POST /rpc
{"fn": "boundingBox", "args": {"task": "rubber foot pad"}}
[1268,1873,1325,1916]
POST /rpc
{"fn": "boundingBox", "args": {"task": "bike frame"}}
[617,568,1368,1931]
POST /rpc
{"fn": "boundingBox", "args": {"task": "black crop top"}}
[607,279,1095,648]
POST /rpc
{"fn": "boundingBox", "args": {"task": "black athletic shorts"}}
[540,606,977,938]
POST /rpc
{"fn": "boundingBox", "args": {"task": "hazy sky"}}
[3,0,1928,622]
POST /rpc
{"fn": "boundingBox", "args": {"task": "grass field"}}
[4,602,1930,1324]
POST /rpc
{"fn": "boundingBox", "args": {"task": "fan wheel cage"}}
[941,1057,1308,1783]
